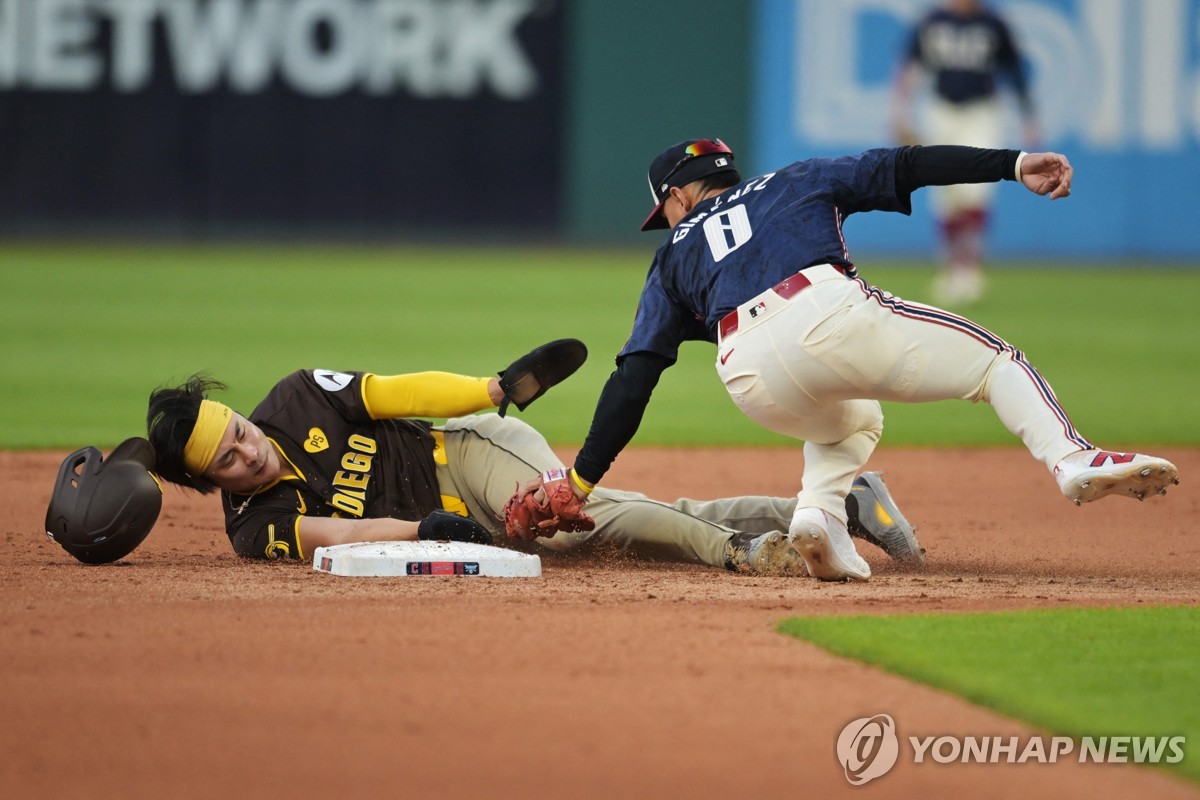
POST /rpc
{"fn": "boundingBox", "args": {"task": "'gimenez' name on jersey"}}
[619,148,911,364]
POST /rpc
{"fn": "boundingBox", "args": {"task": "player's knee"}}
[974,350,1016,403]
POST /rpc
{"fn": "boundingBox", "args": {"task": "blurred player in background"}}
[892,0,1039,305]
[145,366,923,572]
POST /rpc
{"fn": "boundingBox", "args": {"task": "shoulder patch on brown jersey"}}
[313,369,353,392]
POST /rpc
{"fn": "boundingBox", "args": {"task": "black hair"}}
[146,375,227,494]
[695,170,742,196]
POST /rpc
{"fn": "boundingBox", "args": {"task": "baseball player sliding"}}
[100,340,923,571]
[506,140,1179,582]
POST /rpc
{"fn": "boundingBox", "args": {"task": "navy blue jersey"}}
[906,6,1030,107]
[619,148,910,362]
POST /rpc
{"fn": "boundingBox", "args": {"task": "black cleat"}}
[846,472,926,565]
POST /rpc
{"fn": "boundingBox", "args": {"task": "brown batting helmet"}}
[45,437,163,565]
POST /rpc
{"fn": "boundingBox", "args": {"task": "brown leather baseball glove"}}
[501,469,596,540]
[501,482,556,541]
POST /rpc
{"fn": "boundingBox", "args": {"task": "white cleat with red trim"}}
[788,507,871,582]
[1054,450,1179,506]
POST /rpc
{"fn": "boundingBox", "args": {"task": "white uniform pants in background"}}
[926,97,1004,218]
[716,266,1091,523]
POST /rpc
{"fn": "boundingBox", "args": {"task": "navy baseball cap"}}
[640,138,739,231]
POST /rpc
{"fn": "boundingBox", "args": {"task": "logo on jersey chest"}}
[304,427,329,453]
[920,23,997,71]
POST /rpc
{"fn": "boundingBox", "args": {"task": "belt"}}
[717,265,845,341]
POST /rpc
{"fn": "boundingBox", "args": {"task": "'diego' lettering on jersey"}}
[329,433,377,516]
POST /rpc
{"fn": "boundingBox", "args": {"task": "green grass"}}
[780,606,1200,781]
[2,243,1198,448]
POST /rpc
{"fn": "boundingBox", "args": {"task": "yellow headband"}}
[183,400,233,476]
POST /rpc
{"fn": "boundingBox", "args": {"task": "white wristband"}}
[1014,151,1028,182]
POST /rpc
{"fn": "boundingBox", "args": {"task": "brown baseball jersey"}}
[221,369,441,560]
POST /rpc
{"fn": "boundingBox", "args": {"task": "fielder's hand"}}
[501,469,595,540]
[1019,152,1072,200]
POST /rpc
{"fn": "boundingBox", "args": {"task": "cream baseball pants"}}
[434,415,796,568]
[715,265,1090,523]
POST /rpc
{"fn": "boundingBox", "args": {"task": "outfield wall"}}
[1,0,1197,258]
[562,0,751,242]
[0,0,567,236]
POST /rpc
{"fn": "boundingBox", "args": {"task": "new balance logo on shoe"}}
[1090,451,1135,467]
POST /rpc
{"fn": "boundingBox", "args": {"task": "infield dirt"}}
[3,446,1197,799]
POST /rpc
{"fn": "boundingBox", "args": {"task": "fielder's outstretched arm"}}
[571,351,673,489]
[893,145,1071,200]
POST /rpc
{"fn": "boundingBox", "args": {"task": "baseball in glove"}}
[502,469,596,540]
[417,509,493,545]
[497,339,587,417]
